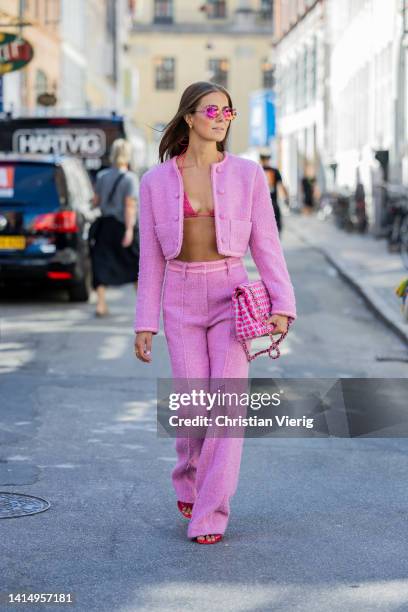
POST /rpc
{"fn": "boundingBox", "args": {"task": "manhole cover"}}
[0,492,50,518]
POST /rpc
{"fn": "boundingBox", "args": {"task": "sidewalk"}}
[286,211,408,345]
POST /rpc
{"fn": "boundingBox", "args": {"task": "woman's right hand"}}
[134,331,153,363]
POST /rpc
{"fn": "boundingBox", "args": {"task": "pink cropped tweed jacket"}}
[133,151,297,334]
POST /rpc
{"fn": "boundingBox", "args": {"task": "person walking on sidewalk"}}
[301,172,316,215]
[133,81,297,544]
[259,152,290,234]
[91,139,139,317]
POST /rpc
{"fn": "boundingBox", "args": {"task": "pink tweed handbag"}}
[232,280,293,362]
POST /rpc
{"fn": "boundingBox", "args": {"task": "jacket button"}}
[216,167,222,173]
[175,192,179,198]
[218,189,225,195]
[219,213,225,219]
[173,215,179,221]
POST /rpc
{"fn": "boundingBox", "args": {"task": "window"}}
[301,46,307,108]
[259,0,273,20]
[206,1,226,19]
[311,35,317,101]
[155,57,175,90]
[123,68,132,106]
[0,163,62,207]
[277,63,287,114]
[35,69,48,99]
[208,58,229,88]
[261,58,274,88]
[295,54,302,111]
[154,0,173,24]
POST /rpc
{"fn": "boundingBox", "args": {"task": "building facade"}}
[128,0,274,162]
[0,0,137,117]
[0,0,61,114]
[274,0,406,225]
[326,0,400,193]
[273,0,325,204]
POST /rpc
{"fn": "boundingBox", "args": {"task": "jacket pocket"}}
[229,219,252,252]
[154,221,178,257]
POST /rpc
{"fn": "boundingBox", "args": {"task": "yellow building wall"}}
[0,1,19,19]
[129,33,271,156]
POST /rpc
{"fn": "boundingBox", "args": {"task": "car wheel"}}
[68,259,92,302]
[68,278,90,302]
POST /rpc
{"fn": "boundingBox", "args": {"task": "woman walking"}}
[133,82,297,544]
[91,138,139,317]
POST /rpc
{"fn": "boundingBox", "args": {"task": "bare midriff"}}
[174,153,227,262]
[175,216,227,262]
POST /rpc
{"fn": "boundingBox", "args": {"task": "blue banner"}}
[249,90,276,147]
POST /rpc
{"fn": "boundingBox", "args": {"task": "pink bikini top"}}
[177,153,215,218]
[183,192,215,218]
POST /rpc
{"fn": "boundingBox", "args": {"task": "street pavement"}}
[287,210,408,345]
[1,222,408,612]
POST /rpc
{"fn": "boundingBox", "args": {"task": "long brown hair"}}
[158,81,234,163]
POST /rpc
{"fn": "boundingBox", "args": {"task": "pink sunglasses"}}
[192,104,237,121]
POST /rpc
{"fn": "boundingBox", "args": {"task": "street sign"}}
[36,92,57,107]
[0,32,34,76]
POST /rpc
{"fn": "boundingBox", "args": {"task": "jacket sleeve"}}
[249,164,297,321]
[133,175,166,334]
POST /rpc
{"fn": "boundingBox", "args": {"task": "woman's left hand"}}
[122,227,134,248]
[265,314,289,335]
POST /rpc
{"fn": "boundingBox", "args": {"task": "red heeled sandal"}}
[194,534,223,544]
[177,500,193,519]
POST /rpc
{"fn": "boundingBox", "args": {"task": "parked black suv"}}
[0,154,95,301]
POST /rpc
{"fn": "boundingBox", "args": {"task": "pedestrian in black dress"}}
[91,139,139,317]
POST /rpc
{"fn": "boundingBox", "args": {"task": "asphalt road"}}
[1,224,408,612]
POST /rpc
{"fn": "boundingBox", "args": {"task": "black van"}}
[0,113,129,182]
[0,154,94,301]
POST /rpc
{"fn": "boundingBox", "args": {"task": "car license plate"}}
[0,235,26,250]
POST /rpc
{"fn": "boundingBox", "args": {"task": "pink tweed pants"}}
[162,256,252,539]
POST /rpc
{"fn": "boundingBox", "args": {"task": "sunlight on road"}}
[98,335,129,360]
[119,399,157,422]
[126,579,408,612]
[0,340,33,373]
